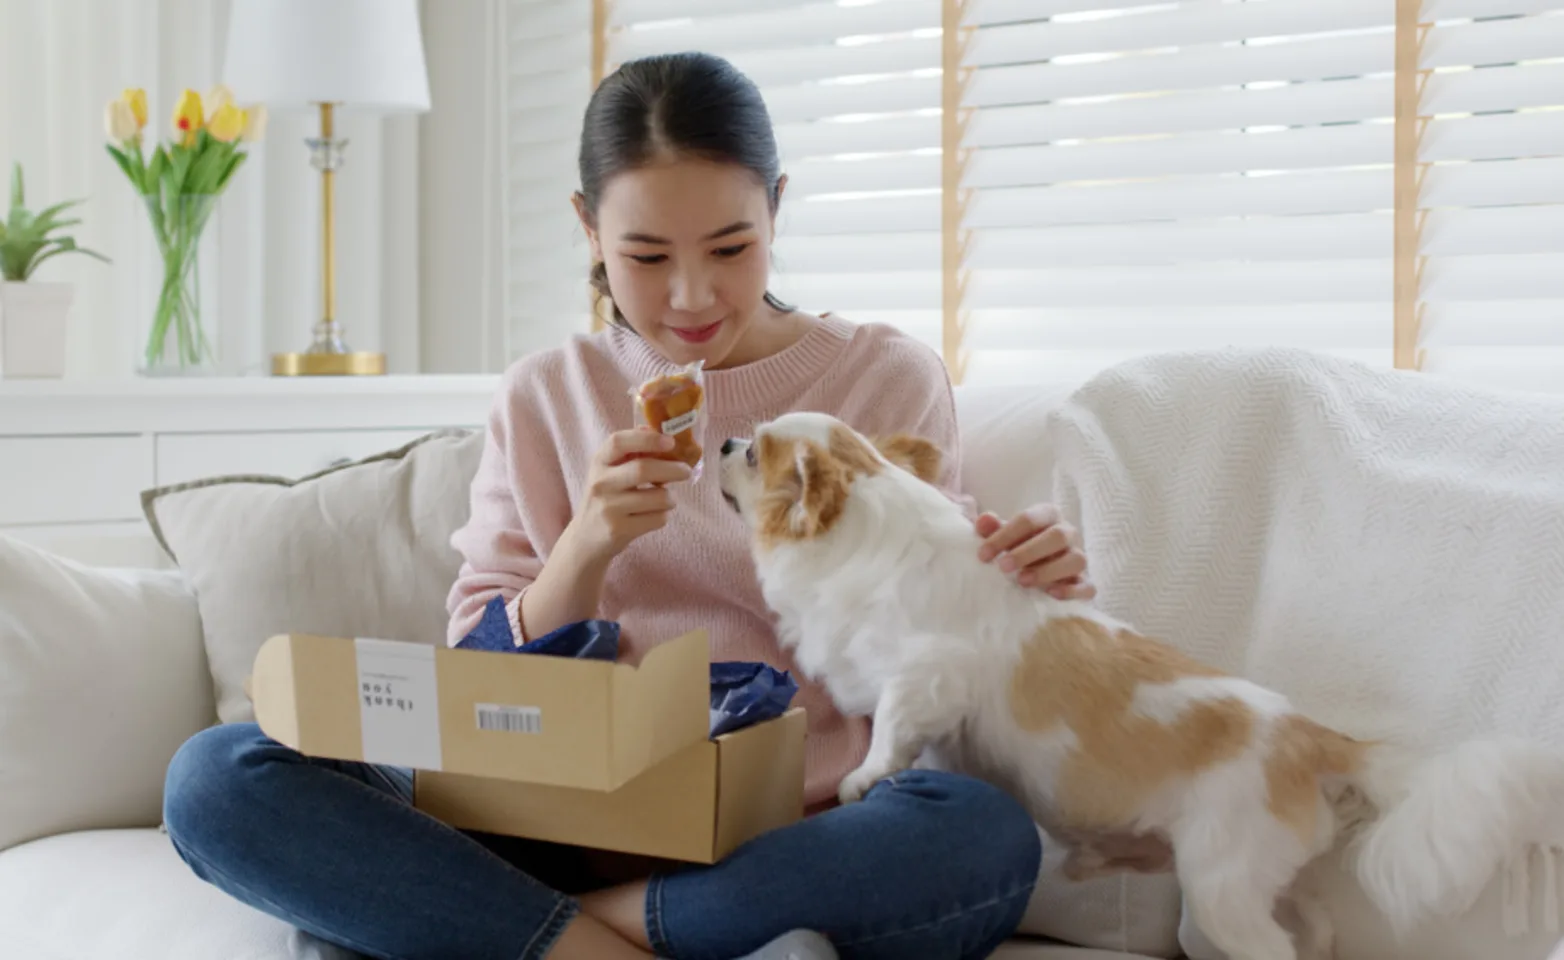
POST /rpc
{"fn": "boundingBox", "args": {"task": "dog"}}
[718,411,1564,960]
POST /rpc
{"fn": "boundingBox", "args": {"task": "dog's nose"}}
[721,438,739,456]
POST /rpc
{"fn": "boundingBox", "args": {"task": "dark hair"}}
[577,51,793,327]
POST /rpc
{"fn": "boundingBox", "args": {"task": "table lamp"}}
[222,0,431,376]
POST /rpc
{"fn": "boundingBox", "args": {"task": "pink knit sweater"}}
[445,314,973,808]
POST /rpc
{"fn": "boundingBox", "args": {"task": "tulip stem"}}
[144,193,215,372]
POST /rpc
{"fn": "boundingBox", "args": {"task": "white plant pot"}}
[0,281,73,379]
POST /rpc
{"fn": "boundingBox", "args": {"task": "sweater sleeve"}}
[444,373,547,648]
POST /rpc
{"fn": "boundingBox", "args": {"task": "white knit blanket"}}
[1041,347,1564,956]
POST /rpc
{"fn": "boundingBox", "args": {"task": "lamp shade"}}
[222,0,431,113]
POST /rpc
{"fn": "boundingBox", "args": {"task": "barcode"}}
[475,703,542,734]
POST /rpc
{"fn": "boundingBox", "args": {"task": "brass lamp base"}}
[272,103,385,379]
[271,350,385,376]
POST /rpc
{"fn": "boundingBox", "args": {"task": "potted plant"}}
[0,163,110,378]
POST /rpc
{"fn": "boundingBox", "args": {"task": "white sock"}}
[734,929,838,960]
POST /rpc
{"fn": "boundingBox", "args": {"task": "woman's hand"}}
[522,429,692,642]
[569,428,694,564]
[975,504,1096,601]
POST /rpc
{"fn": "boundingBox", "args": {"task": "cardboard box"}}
[250,629,710,791]
[414,707,806,863]
[249,628,808,862]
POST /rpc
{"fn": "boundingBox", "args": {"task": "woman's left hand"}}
[975,504,1097,601]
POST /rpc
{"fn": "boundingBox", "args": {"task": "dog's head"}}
[718,412,943,546]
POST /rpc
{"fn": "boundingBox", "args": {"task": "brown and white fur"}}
[718,411,1564,960]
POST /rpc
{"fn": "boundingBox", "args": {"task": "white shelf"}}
[0,374,502,435]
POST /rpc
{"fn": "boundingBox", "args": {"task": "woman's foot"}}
[733,929,837,960]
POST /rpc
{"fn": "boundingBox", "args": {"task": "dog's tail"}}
[1341,734,1564,935]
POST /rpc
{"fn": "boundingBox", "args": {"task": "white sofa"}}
[7,364,1562,960]
[0,380,1168,960]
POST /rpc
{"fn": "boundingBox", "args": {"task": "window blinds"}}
[606,0,950,361]
[502,0,1564,392]
[1404,1,1564,394]
[502,0,596,356]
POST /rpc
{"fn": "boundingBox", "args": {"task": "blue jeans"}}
[163,723,1041,960]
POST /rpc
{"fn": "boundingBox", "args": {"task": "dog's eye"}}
[746,445,756,466]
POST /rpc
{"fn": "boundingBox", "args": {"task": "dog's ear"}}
[757,435,850,539]
[874,434,942,484]
[789,439,851,536]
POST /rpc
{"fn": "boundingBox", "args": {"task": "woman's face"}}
[578,157,782,370]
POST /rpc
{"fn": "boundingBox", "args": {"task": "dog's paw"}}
[837,765,889,805]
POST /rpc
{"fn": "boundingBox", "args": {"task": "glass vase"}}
[141,193,217,375]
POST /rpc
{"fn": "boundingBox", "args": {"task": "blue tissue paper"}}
[455,597,798,736]
[454,595,516,652]
[454,595,620,660]
[518,619,620,661]
[708,661,799,738]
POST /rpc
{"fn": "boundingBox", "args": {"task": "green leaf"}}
[27,238,111,278]
[30,199,85,236]
[148,146,168,192]
[9,162,22,210]
[215,151,247,191]
[130,141,150,192]
[185,144,226,195]
[3,239,45,279]
[39,218,83,236]
[106,144,140,190]
[0,248,24,281]
[169,145,193,196]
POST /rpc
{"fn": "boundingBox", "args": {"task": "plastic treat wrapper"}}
[631,360,707,481]
[456,595,799,737]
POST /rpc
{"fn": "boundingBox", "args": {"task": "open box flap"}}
[609,629,710,788]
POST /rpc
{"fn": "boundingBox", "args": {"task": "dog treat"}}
[632,360,707,478]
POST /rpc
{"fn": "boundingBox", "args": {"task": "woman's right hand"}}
[569,428,694,563]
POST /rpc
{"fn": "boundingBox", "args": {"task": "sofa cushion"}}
[954,382,1078,523]
[141,429,485,725]
[0,535,211,853]
[0,829,355,960]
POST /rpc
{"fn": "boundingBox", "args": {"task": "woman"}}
[163,52,1095,960]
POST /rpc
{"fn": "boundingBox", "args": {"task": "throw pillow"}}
[0,534,211,852]
[141,428,485,725]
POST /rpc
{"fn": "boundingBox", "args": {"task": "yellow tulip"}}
[240,104,268,143]
[206,84,235,117]
[104,98,139,143]
[121,88,147,129]
[172,88,204,146]
[208,101,246,143]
